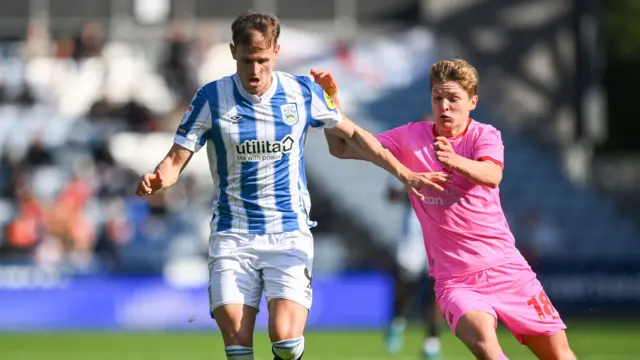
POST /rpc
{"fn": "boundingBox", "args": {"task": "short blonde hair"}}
[429,59,479,97]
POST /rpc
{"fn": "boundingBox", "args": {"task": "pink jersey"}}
[377,119,527,279]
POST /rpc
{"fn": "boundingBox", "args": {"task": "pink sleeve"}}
[375,124,411,162]
[473,128,504,169]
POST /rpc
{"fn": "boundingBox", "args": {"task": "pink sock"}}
[498,352,509,360]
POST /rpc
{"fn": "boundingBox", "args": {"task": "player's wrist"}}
[396,168,411,184]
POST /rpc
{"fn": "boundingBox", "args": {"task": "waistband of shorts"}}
[433,254,525,282]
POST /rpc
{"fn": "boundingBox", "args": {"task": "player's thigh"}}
[455,311,503,359]
[522,330,576,360]
[438,289,501,359]
[209,232,264,323]
[491,265,567,346]
[213,304,259,347]
[267,298,309,342]
[260,229,314,341]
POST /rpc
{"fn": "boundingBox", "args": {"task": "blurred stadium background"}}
[0,0,638,358]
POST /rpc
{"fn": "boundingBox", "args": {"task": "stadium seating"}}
[300,30,640,262]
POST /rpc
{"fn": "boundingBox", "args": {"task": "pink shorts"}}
[435,262,566,344]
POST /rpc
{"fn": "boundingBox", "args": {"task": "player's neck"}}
[435,118,471,139]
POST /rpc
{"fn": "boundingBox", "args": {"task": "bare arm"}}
[310,68,450,194]
[327,117,411,181]
[324,126,366,160]
[448,158,503,188]
[136,144,194,196]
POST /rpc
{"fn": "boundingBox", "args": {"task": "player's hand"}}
[310,69,339,97]
[401,171,452,199]
[434,137,460,169]
[135,169,166,196]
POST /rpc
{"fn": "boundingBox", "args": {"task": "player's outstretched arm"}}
[324,128,363,160]
[328,118,449,194]
[135,144,193,196]
[310,68,449,194]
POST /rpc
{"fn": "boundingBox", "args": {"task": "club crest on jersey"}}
[280,103,299,126]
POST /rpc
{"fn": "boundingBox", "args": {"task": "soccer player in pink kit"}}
[313,60,576,360]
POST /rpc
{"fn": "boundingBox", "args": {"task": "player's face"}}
[431,81,478,134]
[231,37,280,96]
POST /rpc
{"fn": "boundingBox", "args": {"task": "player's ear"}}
[469,95,478,111]
[274,43,280,55]
[229,43,237,60]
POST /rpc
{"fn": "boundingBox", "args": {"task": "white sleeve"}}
[174,88,212,152]
[307,78,342,129]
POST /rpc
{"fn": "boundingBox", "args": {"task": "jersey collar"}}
[232,72,278,104]
[432,118,472,140]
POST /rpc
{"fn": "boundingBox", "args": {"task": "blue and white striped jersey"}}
[174,71,341,234]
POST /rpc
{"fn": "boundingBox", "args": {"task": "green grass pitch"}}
[0,321,637,359]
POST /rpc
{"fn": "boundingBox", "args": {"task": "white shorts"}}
[396,206,429,279]
[208,228,314,315]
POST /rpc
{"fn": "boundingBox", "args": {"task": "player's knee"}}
[220,328,253,347]
[556,349,577,360]
[466,339,502,360]
[272,336,305,360]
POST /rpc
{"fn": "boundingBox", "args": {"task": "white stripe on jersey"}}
[278,73,310,228]
[254,98,279,233]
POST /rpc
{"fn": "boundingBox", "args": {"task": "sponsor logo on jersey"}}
[422,188,463,206]
[235,135,295,162]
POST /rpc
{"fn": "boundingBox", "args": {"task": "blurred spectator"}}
[0,19,219,275]
[159,24,196,102]
[73,22,104,61]
[518,206,563,269]
[1,180,44,258]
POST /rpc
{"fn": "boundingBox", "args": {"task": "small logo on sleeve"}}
[179,105,194,125]
[323,91,336,110]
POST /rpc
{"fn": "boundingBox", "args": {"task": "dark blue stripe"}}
[178,88,207,133]
[272,74,298,232]
[298,130,309,189]
[225,348,254,355]
[274,338,301,347]
[207,83,233,232]
[233,82,265,232]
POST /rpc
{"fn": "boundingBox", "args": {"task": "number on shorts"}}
[527,291,557,320]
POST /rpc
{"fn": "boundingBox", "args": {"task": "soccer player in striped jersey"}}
[135,11,449,360]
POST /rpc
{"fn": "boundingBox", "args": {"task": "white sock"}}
[391,317,407,331]
[423,336,441,355]
[225,345,254,360]
[272,337,305,360]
